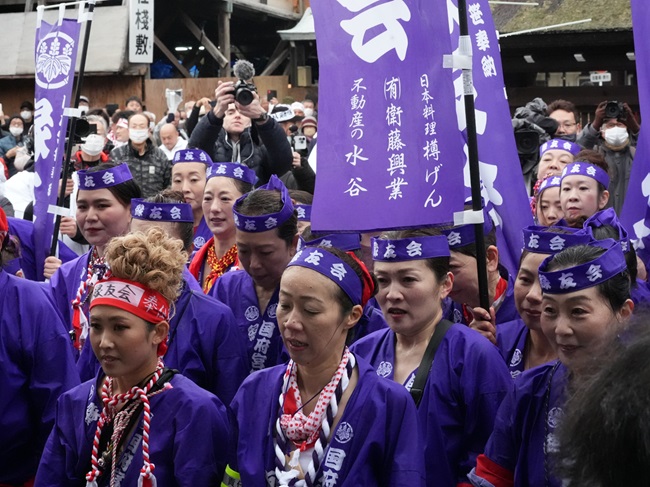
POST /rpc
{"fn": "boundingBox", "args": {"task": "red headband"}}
[90,278,170,355]
[346,252,375,307]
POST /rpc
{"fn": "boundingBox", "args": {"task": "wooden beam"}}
[218,9,231,77]
[178,11,229,68]
[153,35,191,78]
[260,48,289,76]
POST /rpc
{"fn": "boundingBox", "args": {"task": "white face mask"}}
[81,134,105,156]
[129,129,149,144]
[9,126,23,137]
[304,108,314,118]
[604,126,629,147]
[20,110,32,121]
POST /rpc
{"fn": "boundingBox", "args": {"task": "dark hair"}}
[111,110,134,125]
[143,189,194,252]
[82,162,142,206]
[447,225,497,261]
[380,227,450,282]
[232,179,254,196]
[288,189,314,205]
[546,99,579,122]
[234,189,297,246]
[546,244,630,311]
[125,96,143,108]
[8,115,24,127]
[300,224,362,258]
[590,225,637,284]
[555,321,650,486]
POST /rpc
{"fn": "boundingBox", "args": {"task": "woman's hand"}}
[43,256,63,279]
[468,306,497,345]
[59,216,78,238]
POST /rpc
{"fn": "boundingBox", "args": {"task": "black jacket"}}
[189,110,292,186]
[109,140,171,198]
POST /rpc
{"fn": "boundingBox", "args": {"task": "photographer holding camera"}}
[577,100,640,214]
[188,61,292,187]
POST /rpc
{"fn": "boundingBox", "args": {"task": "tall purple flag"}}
[32,14,81,280]
[311,0,466,232]
[620,0,650,266]
[447,0,534,276]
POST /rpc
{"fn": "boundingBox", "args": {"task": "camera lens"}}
[236,88,254,106]
[605,102,621,120]
[515,130,540,155]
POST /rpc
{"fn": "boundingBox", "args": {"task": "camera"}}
[292,134,308,152]
[66,116,97,144]
[604,101,626,121]
[233,79,257,106]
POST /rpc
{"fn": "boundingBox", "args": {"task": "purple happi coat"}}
[0,270,80,485]
[36,373,231,486]
[76,282,248,406]
[352,323,512,486]
[496,319,529,380]
[230,356,426,486]
[213,270,285,373]
[468,361,567,487]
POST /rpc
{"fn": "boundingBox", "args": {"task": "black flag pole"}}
[458,0,491,311]
[49,0,97,257]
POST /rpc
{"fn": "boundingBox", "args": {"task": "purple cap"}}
[522,225,592,254]
[233,175,294,233]
[538,239,626,294]
[297,233,361,252]
[78,163,133,190]
[561,162,610,189]
[584,208,631,253]
[441,214,494,250]
[539,139,581,157]
[172,149,213,166]
[371,235,450,262]
[295,204,311,221]
[288,247,362,305]
[537,175,562,197]
[207,162,257,186]
[131,198,193,223]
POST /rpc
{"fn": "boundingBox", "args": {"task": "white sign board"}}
[129,0,154,63]
[590,72,612,83]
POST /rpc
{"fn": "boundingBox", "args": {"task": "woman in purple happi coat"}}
[471,226,591,379]
[213,175,299,374]
[351,228,512,486]
[76,189,249,406]
[469,239,634,487]
[0,207,80,486]
[227,245,425,486]
[36,228,230,486]
[45,163,142,354]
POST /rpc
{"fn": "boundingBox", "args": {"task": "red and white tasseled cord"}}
[70,253,105,351]
[85,360,171,487]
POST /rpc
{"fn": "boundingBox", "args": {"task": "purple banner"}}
[32,17,81,280]
[311,0,466,232]
[447,0,534,276]
[620,0,650,267]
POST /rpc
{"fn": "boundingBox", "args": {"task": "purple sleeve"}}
[171,384,232,485]
[481,387,519,472]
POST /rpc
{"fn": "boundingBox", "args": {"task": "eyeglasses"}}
[558,122,577,129]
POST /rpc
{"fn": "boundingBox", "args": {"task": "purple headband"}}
[296,204,311,221]
[539,138,581,157]
[372,235,450,262]
[172,148,213,166]
[78,163,133,190]
[288,247,363,305]
[584,208,631,253]
[232,175,294,233]
[537,175,561,196]
[561,162,610,189]
[297,233,361,252]
[522,225,592,254]
[131,198,193,223]
[538,239,626,294]
[207,162,257,186]
[442,215,494,250]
